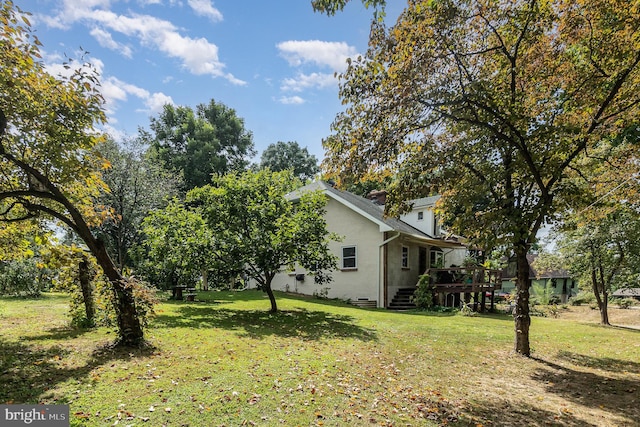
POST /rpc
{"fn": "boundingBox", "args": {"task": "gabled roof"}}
[410,195,440,208]
[288,181,463,248]
[612,288,640,297]
[502,253,572,280]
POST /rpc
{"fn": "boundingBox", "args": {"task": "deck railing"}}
[423,267,502,293]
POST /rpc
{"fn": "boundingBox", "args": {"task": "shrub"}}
[412,275,435,309]
[570,291,596,306]
[459,302,476,317]
[0,259,48,297]
[616,298,637,309]
[531,280,554,305]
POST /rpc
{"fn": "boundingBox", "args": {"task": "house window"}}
[430,249,443,267]
[402,246,409,269]
[341,246,357,269]
[417,211,424,221]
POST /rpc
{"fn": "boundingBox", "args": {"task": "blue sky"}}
[26,0,403,163]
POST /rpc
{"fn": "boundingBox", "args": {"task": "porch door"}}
[419,247,428,275]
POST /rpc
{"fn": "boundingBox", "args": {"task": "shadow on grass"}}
[21,326,94,342]
[151,305,378,342]
[460,396,598,427]
[530,357,640,425]
[0,339,155,404]
[581,322,640,334]
[556,350,640,375]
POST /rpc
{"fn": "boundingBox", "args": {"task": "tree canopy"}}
[320,0,640,355]
[259,141,319,181]
[94,136,179,270]
[149,100,255,191]
[188,170,337,312]
[138,199,225,290]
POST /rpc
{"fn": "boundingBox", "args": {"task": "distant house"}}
[612,288,640,301]
[263,181,500,309]
[501,254,577,303]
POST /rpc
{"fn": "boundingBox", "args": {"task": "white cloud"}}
[101,76,173,115]
[43,0,244,85]
[188,0,223,22]
[281,72,337,92]
[277,40,358,71]
[146,92,174,113]
[90,27,133,58]
[279,96,305,105]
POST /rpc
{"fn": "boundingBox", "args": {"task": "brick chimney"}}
[366,190,387,205]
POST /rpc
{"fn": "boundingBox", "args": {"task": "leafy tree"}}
[0,3,143,346]
[149,100,255,191]
[137,199,233,291]
[259,141,319,181]
[317,0,640,355]
[0,228,51,297]
[188,170,337,312]
[541,206,640,325]
[94,136,180,270]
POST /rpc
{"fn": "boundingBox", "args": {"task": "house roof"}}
[612,288,640,297]
[410,195,441,208]
[288,181,463,248]
[502,253,572,280]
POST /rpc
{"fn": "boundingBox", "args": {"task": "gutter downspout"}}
[379,232,401,308]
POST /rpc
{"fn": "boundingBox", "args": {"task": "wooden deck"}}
[426,267,502,311]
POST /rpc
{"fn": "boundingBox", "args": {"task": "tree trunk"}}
[591,269,610,326]
[90,238,144,346]
[600,297,610,325]
[264,281,278,313]
[78,256,95,327]
[201,268,209,291]
[514,245,531,356]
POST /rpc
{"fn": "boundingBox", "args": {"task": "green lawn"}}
[1,291,638,426]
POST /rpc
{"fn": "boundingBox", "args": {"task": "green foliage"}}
[311,0,386,16]
[412,274,435,309]
[149,100,256,191]
[550,204,640,322]
[138,200,222,290]
[531,280,555,306]
[188,169,338,312]
[0,259,46,297]
[259,141,319,181]
[615,298,637,309]
[570,291,597,306]
[94,136,180,269]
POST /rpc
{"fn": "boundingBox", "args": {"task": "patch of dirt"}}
[553,305,640,329]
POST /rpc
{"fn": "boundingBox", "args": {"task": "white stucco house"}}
[262,181,469,308]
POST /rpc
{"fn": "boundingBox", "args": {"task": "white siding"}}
[401,206,438,237]
[270,197,384,304]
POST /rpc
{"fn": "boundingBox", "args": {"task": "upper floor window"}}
[341,245,357,269]
[417,211,424,221]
